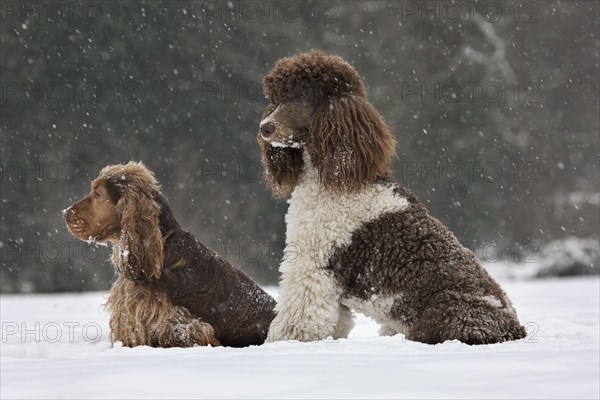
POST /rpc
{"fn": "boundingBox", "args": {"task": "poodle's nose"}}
[260,122,275,138]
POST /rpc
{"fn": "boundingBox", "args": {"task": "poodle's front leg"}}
[333,304,354,339]
[267,269,342,342]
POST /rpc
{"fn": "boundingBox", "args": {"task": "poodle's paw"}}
[267,319,336,342]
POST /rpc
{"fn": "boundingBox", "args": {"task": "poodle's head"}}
[257,50,396,197]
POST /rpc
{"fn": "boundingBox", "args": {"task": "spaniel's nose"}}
[260,122,275,138]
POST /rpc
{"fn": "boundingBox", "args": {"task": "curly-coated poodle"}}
[64,162,276,348]
[257,51,526,345]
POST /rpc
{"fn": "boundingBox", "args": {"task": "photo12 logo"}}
[397,2,540,24]
[399,161,540,184]
[1,81,140,105]
[1,240,107,265]
[1,1,143,24]
[198,162,263,184]
[1,162,100,184]
[200,81,262,104]
[463,241,539,263]
[2,321,103,344]
[401,81,539,105]
[204,241,300,265]
[200,1,339,23]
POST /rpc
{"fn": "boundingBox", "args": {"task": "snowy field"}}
[1,276,599,399]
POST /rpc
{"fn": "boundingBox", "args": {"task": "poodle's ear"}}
[307,95,396,192]
[112,179,163,282]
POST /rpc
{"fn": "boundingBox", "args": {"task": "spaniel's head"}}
[64,162,163,282]
[257,50,396,197]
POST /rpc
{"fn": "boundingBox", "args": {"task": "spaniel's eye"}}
[93,191,101,199]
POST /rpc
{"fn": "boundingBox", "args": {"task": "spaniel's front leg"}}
[156,307,220,347]
[266,267,343,342]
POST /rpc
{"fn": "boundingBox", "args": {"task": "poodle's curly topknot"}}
[263,50,367,104]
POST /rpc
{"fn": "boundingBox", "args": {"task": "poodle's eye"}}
[265,103,277,115]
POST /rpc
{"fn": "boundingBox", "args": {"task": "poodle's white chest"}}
[281,164,410,275]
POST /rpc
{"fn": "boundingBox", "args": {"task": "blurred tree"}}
[1,1,598,292]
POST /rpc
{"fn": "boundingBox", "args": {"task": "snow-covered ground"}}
[1,277,599,399]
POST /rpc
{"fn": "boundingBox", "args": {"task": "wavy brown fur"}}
[65,162,277,348]
[106,277,219,347]
[101,163,164,282]
[307,96,396,193]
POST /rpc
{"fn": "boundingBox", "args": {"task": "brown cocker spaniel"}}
[64,161,276,348]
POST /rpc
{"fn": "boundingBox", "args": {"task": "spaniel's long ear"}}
[113,179,163,282]
[307,95,396,193]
